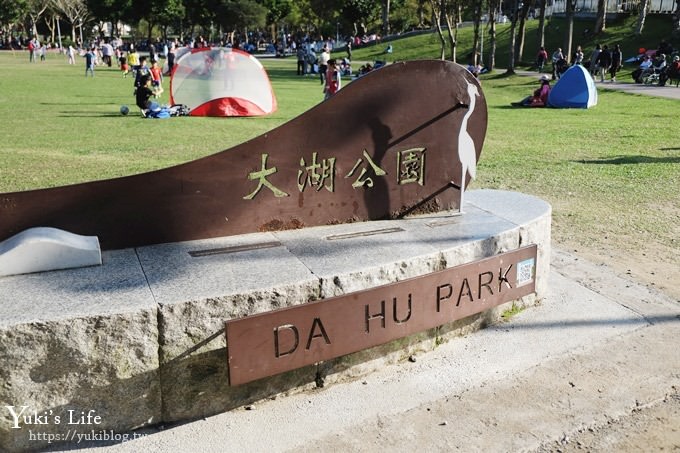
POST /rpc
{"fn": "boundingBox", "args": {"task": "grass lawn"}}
[0,44,678,298]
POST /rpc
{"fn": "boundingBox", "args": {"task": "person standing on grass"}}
[573,45,584,66]
[119,51,129,77]
[127,45,140,72]
[84,47,96,77]
[296,44,306,75]
[167,41,176,75]
[551,48,564,80]
[536,46,548,72]
[323,58,341,100]
[609,44,622,82]
[597,44,612,82]
[134,56,150,93]
[589,44,601,77]
[319,46,330,84]
[67,45,75,64]
[28,38,36,62]
[149,61,163,97]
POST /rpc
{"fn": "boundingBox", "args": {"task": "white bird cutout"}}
[457,81,479,212]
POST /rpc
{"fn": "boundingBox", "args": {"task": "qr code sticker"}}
[516,258,535,286]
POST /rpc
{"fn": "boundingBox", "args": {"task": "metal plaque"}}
[226,245,537,386]
[0,60,487,250]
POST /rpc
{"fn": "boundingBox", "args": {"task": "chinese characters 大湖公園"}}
[243,147,427,200]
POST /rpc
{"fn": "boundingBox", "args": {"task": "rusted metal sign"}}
[226,245,537,386]
[0,60,486,250]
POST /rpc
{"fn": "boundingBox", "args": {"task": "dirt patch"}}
[537,389,680,452]
[559,239,680,303]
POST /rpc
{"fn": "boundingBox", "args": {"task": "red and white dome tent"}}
[169,47,277,117]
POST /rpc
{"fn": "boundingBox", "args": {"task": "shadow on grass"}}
[43,102,124,106]
[58,112,128,117]
[575,155,680,165]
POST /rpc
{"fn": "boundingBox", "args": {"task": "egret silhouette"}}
[457,81,479,212]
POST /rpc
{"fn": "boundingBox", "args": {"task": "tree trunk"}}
[487,0,498,70]
[506,0,520,74]
[430,0,447,60]
[443,4,458,62]
[673,0,680,34]
[636,0,649,34]
[382,0,391,36]
[472,0,483,65]
[563,0,575,64]
[516,0,532,61]
[538,0,547,47]
[45,15,55,43]
[594,0,608,33]
[417,0,426,27]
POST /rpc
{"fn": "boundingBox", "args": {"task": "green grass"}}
[501,303,525,321]
[347,14,680,69]
[1,24,679,294]
[0,52,322,191]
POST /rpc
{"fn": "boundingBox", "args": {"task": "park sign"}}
[226,245,538,386]
[0,60,487,250]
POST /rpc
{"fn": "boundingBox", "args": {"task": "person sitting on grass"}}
[511,75,551,107]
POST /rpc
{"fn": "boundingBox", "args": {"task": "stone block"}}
[135,234,322,422]
[0,249,160,453]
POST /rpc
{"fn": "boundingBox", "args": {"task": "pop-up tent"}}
[548,65,597,108]
[169,47,277,117]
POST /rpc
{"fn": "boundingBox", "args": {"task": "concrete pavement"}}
[52,247,680,452]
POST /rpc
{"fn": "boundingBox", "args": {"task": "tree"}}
[340,0,378,37]
[259,0,292,41]
[515,0,531,62]
[85,0,132,38]
[594,0,608,33]
[471,0,484,65]
[673,0,680,35]
[505,0,520,74]
[429,0,447,60]
[536,0,547,47]
[213,0,267,40]
[0,0,29,34]
[486,0,500,70]
[183,0,213,38]
[381,0,391,36]
[155,0,184,40]
[52,0,89,44]
[563,0,576,63]
[441,0,459,62]
[25,0,51,37]
[635,0,650,34]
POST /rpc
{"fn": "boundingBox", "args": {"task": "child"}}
[84,47,96,77]
[323,59,341,100]
[133,56,150,94]
[119,52,129,77]
[149,61,163,97]
[127,46,140,73]
[135,74,155,116]
[66,45,75,65]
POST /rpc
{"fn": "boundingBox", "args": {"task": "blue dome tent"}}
[548,65,598,108]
